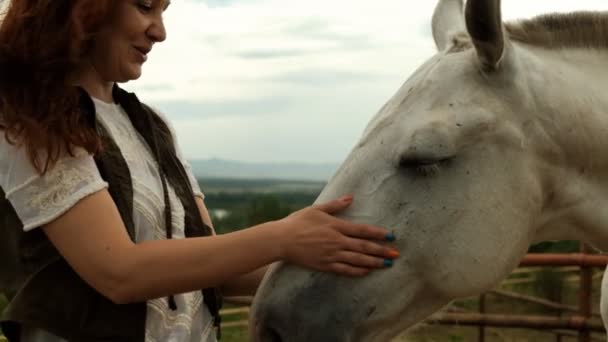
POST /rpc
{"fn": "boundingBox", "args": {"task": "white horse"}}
[250,0,608,340]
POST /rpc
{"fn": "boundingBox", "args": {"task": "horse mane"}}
[505,12,608,49]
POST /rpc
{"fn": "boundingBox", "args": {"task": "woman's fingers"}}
[313,197,397,243]
[313,195,354,215]
[326,250,395,276]
[341,236,400,260]
[334,220,395,242]
[281,196,400,277]
[332,251,389,269]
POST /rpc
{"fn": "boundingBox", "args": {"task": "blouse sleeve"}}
[150,107,205,200]
[0,141,108,231]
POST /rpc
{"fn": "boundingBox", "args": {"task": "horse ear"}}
[432,0,466,51]
[465,0,505,70]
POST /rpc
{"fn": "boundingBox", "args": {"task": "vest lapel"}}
[111,85,223,336]
[78,88,137,241]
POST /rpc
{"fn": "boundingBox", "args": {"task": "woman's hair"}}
[0,0,115,174]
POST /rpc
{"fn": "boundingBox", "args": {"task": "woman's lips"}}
[133,46,149,62]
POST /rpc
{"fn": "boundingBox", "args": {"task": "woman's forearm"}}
[193,197,268,296]
[115,223,281,303]
[221,266,269,296]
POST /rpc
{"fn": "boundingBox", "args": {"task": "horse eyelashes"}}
[414,164,441,177]
[399,157,452,177]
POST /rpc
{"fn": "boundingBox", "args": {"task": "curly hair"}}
[0,0,116,174]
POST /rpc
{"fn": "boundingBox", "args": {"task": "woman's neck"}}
[68,63,115,103]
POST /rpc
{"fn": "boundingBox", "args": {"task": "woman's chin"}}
[118,67,143,83]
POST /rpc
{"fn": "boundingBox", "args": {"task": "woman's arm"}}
[194,197,268,296]
[220,267,268,297]
[43,190,397,304]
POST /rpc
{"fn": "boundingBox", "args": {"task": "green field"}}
[200,178,322,234]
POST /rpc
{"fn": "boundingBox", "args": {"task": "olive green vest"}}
[0,86,222,341]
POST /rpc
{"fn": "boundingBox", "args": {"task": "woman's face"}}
[88,0,170,82]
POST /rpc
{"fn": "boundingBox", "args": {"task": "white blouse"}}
[0,97,216,342]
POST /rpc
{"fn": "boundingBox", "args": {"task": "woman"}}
[0,1,399,341]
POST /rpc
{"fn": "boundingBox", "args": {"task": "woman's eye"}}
[137,1,153,12]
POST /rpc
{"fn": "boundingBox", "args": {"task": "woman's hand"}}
[275,195,399,277]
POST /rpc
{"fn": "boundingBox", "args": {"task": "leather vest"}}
[0,86,222,341]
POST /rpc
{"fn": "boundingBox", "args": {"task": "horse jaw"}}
[250,260,450,342]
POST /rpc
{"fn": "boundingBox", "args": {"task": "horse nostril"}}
[267,327,283,342]
[254,320,284,342]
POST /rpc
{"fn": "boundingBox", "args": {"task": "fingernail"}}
[383,259,393,267]
[385,232,396,242]
[387,249,400,259]
[341,195,353,202]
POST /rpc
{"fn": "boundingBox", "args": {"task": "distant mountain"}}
[188,158,340,181]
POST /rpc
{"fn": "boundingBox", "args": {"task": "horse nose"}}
[250,301,288,342]
[256,325,284,342]
[251,271,348,341]
[252,301,347,342]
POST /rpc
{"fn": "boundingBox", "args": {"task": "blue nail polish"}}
[385,232,396,242]
[383,259,393,267]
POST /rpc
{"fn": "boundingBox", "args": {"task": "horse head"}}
[251,0,608,340]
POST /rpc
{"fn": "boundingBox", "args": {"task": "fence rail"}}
[429,312,605,331]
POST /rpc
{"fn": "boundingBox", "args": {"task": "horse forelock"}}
[505,11,608,50]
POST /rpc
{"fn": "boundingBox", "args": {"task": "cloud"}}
[124,0,608,162]
[152,97,290,120]
[192,0,264,8]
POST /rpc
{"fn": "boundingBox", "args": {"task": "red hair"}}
[0,0,116,174]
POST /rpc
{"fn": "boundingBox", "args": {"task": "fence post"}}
[479,293,486,342]
[579,243,592,342]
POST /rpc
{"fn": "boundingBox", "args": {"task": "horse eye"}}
[399,157,439,168]
[399,157,452,177]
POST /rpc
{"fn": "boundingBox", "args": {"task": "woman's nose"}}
[147,18,166,42]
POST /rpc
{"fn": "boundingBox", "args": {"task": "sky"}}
[97,1,608,163]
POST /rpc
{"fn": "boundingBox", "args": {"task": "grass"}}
[398,268,606,341]
[396,325,596,341]
[222,327,249,342]
[219,324,601,342]
[221,303,250,342]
